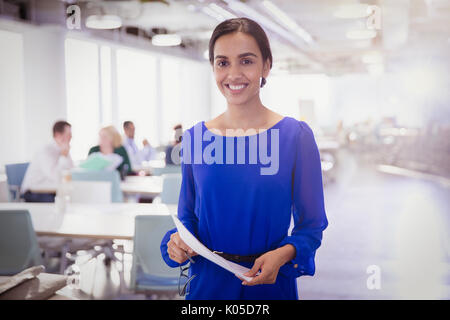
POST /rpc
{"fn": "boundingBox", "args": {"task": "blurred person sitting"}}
[122,121,158,171]
[88,125,132,176]
[21,120,74,202]
[165,124,183,165]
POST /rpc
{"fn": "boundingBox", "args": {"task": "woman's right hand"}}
[167,232,197,264]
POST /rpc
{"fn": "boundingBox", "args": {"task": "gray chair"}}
[5,162,29,202]
[151,165,181,176]
[130,215,179,295]
[160,173,182,205]
[0,210,43,275]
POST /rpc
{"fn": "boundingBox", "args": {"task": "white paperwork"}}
[171,214,256,282]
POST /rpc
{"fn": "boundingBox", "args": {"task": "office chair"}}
[5,162,30,202]
[159,173,182,205]
[69,169,124,273]
[0,210,43,275]
[130,215,179,297]
[151,165,181,176]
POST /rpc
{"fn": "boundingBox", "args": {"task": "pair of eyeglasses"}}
[178,252,197,297]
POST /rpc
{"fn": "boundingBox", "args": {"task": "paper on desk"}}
[171,214,255,282]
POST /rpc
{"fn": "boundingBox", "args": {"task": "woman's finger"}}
[243,271,268,286]
[172,233,194,254]
[243,258,263,277]
[245,264,278,286]
[168,244,186,262]
[169,233,189,254]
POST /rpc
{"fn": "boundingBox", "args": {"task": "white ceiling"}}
[55,0,450,74]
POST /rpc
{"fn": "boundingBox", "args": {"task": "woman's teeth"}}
[227,84,248,90]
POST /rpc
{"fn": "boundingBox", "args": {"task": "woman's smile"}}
[225,83,249,94]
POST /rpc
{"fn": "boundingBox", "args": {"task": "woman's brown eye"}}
[218,61,228,67]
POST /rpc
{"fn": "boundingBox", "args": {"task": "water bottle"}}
[55,170,71,214]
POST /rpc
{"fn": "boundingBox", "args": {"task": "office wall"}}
[261,73,331,129]
[23,25,68,155]
[0,19,213,165]
[328,63,450,128]
[0,20,67,166]
[0,28,26,165]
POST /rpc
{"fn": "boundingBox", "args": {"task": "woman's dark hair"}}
[209,17,273,70]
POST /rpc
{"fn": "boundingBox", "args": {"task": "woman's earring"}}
[260,77,266,88]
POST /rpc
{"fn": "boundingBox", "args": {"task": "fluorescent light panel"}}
[209,3,237,20]
[261,0,313,44]
[222,0,312,48]
[201,6,226,21]
[223,0,296,43]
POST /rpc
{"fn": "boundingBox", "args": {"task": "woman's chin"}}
[225,96,250,106]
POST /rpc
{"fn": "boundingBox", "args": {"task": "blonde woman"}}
[88,125,132,174]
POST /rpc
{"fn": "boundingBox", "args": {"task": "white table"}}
[120,176,163,198]
[29,175,164,199]
[0,202,177,240]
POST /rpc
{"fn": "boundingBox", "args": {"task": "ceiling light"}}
[346,29,377,40]
[261,0,313,44]
[201,6,226,21]
[208,3,237,20]
[223,0,297,43]
[333,4,370,19]
[85,15,122,29]
[152,34,182,46]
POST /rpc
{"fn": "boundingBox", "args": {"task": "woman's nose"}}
[227,63,243,79]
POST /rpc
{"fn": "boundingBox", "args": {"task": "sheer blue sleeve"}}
[278,121,328,278]
[160,131,198,268]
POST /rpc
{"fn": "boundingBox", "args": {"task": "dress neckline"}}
[202,116,287,138]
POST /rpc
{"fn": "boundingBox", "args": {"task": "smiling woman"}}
[160,17,328,300]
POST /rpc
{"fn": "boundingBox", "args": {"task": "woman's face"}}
[213,32,270,107]
[99,129,113,152]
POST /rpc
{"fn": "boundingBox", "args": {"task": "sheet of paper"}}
[171,213,256,282]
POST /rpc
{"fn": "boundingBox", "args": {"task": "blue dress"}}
[160,116,328,300]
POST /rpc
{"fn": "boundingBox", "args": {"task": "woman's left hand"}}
[239,244,296,286]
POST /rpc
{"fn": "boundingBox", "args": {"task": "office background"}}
[0,0,449,300]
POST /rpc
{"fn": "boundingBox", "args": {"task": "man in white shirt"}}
[21,121,74,202]
[122,121,157,171]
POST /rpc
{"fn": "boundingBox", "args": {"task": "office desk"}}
[0,202,177,240]
[120,175,163,198]
[133,159,166,175]
[30,176,163,199]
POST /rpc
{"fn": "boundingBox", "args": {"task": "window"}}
[160,57,182,144]
[116,48,158,147]
[65,38,100,161]
[100,45,112,126]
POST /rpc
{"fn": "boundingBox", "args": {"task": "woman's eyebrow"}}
[214,52,258,60]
